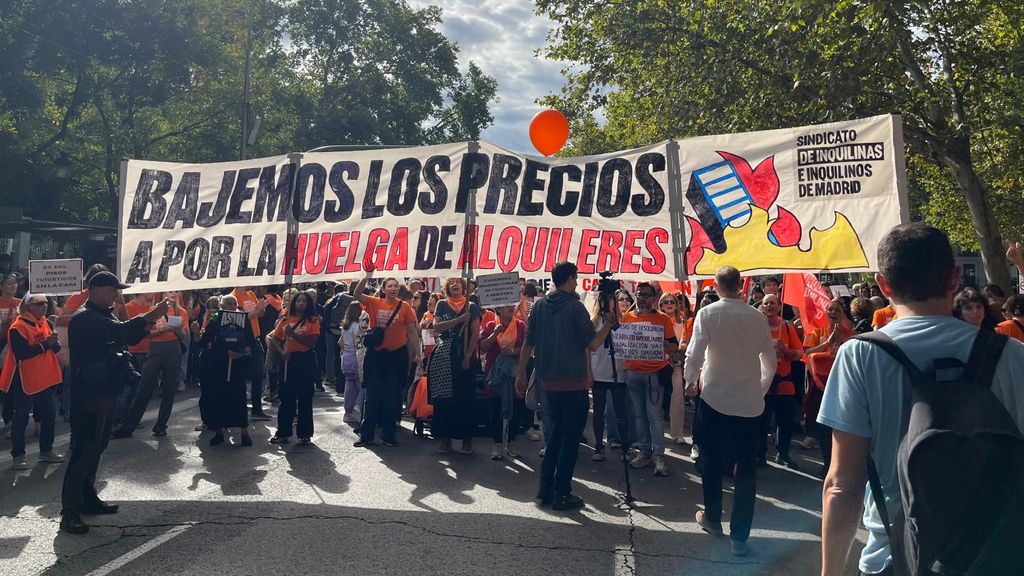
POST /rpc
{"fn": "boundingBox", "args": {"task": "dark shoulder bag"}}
[363,301,403,349]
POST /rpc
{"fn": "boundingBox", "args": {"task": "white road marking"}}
[83,523,191,576]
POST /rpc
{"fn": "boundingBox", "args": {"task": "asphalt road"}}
[0,388,864,575]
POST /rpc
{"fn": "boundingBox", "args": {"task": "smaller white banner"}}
[29,258,83,296]
[612,322,666,361]
[475,272,520,309]
[829,285,852,298]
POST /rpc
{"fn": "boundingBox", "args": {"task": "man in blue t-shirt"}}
[818,223,1024,576]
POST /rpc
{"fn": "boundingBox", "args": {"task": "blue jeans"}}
[626,367,669,457]
[539,389,589,497]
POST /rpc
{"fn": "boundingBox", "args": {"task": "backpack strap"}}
[962,329,1008,389]
[866,457,903,576]
[854,331,928,388]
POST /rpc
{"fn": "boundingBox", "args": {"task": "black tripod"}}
[605,331,637,507]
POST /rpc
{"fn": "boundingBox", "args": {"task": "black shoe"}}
[60,513,89,534]
[152,429,167,438]
[110,429,132,439]
[209,432,225,446]
[552,494,585,511]
[82,502,119,515]
[382,439,398,447]
[299,437,312,445]
[536,486,554,506]
[241,435,253,447]
[269,435,290,444]
[353,439,375,448]
[774,454,800,470]
[250,412,272,421]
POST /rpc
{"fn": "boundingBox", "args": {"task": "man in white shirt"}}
[684,265,776,556]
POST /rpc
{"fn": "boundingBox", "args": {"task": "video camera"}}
[597,271,620,315]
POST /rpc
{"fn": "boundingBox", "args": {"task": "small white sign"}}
[475,272,521,309]
[612,322,666,361]
[829,285,852,298]
[29,258,83,296]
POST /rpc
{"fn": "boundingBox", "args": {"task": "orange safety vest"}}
[0,315,62,394]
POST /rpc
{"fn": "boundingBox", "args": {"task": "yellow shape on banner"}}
[694,206,868,274]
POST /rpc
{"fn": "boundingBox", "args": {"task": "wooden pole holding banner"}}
[284,152,303,286]
[462,141,481,282]
[117,159,129,276]
[664,139,689,285]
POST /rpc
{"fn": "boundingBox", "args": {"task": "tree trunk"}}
[937,142,1011,293]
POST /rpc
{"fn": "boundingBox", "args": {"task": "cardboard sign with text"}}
[29,258,83,296]
[612,322,666,361]
[475,272,520,309]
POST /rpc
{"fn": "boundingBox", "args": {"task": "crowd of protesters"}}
[3,227,1024,573]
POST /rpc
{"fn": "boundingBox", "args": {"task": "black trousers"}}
[540,389,589,497]
[759,394,797,460]
[696,398,759,543]
[360,346,408,443]
[277,350,315,439]
[61,392,116,515]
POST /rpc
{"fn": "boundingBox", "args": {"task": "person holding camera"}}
[61,272,168,535]
[516,262,616,511]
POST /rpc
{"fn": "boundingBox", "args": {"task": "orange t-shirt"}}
[0,296,21,324]
[769,320,803,395]
[272,314,321,353]
[996,319,1024,343]
[231,289,262,337]
[150,305,188,343]
[363,296,417,351]
[872,305,895,329]
[620,310,676,373]
[125,300,152,353]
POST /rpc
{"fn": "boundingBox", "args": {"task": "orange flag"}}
[782,273,832,331]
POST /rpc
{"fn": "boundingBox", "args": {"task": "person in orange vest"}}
[2,294,65,470]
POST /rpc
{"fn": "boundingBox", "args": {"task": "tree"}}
[537,0,1024,291]
[0,0,498,222]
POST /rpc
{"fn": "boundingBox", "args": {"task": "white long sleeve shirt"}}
[683,298,776,417]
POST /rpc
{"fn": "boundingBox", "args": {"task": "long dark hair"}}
[288,291,318,322]
[414,290,430,320]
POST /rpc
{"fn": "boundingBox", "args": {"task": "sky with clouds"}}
[408,0,566,154]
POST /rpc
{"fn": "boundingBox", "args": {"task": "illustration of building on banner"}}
[685,151,868,275]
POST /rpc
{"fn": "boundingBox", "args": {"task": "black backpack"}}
[857,330,1024,576]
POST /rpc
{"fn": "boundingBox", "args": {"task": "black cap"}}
[88,271,130,290]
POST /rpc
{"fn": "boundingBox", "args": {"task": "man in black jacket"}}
[516,262,615,511]
[61,272,167,534]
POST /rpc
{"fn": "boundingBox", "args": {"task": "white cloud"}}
[409,0,566,153]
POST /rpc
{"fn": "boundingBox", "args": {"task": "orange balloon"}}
[529,109,570,156]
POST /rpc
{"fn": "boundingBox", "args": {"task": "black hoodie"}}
[526,290,596,390]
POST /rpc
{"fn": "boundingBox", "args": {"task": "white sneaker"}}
[39,451,65,463]
[654,455,668,476]
[526,428,542,441]
[490,445,503,460]
[12,456,29,470]
[630,453,653,469]
[690,444,701,459]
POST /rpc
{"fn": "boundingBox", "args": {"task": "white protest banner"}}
[681,114,907,277]
[475,272,520,309]
[612,322,666,361]
[29,258,83,295]
[119,115,906,293]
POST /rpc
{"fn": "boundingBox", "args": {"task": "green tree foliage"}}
[0,0,497,222]
[537,0,1024,288]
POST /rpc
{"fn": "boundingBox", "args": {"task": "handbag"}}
[362,301,403,349]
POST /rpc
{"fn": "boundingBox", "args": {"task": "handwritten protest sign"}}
[475,272,520,309]
[29,258,83,295]
[612,322,666,361]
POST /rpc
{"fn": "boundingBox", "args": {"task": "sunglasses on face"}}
[637,292,655,298]
[616,297,630,302]
[661,300,677,305]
